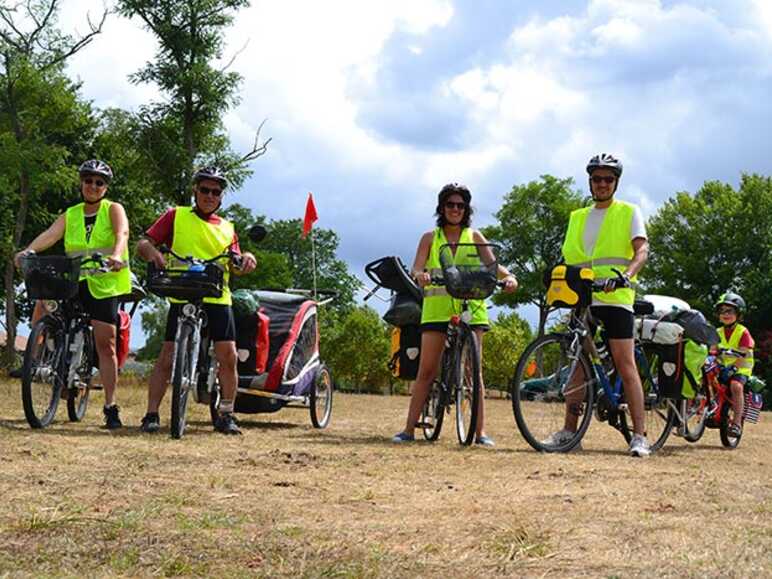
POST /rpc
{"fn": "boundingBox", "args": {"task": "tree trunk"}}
[4,169,32,365]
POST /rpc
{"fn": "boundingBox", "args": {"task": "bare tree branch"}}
[235,118,272,166]
[219,38,248,73]
[40,9,107,71]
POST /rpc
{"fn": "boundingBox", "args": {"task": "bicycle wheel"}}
[310,364,333,428]
[421,380,445,441]
[170,323,197,439]
[21,318,64,429]
[455,329,480,446]
[66,327,94,422]
[511,334,594,452]
[619,344,676,451]
[719,401,742,449]
[682,381,710,443]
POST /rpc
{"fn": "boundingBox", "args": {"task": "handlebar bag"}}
[544,265,594,308]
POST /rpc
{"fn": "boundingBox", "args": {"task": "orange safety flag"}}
[302,192,318,239]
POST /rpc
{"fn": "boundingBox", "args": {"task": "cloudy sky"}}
[57,0,772,331]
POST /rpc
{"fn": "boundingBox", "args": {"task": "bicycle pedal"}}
[618,403,628,411]
[415,421,433,428]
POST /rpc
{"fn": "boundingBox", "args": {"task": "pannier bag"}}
[635,319,684,344]
[383,291,422,327]
[747,375,767,394]
[389,325,420,380]
[642,294,690,317]
[655,339,707,399]
[662,308,720,346]
[544,265,594,308]
[115,310,131,369]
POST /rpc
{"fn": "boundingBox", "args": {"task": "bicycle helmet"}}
[193,165,228,189]
[586,153,623,178]
[715,291,746,314]
[78,159,113,183]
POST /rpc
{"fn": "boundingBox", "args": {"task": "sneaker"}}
[103,405,123,430]
[140,413,161,433]
[727,423,742,438]
[214,412,242,435]
[629,434,651,457]
[541,429,582,451]
[475,435,495,447]
[391,431,415,443]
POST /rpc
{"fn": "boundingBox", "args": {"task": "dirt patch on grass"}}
[0,377,770,577]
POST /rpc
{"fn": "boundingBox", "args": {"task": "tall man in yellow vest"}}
[557,153,651,457]
[137,167,256,435]
[14,160,131,429]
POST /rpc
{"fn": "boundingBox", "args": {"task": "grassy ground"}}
[0,377,770,578]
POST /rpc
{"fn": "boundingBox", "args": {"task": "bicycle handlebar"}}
[158,244,242,270]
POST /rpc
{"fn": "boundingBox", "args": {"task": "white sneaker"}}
[541,429,582,451]
[629,434,651,457]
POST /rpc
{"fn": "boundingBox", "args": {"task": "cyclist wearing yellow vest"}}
[137,166,256,435]
[553,153,652,457]
[392,183,517,445]
[713,292,755,438]
[14,160,130,429]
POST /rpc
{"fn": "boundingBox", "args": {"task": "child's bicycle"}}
[511,266,676,453]
[418,242,504,445]
[676,350,764,449]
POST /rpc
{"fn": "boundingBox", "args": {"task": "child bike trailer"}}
[230,289,334,428]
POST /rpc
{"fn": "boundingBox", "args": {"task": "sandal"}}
[727,423,742,438]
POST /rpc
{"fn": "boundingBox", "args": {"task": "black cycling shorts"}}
[78,281,118,324]
[164,303,236,343]
[590,305,634,340]
[420,322,490,333]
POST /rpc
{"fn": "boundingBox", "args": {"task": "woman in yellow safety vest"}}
[392,183,517,445]
[713,292,755,438]
[14,160,130,429]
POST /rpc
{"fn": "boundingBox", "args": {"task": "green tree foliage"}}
[0,0,104,362]
[482,175,584,336]
[320,306,391,394]
[482,312,533,393]
[117,0,268,203]
[644,175,772,388]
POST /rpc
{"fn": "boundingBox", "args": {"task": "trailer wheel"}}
[310,364,333,428]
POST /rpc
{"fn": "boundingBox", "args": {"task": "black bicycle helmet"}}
[437,183,471,205]
[715,291,746,314]
[78,159,113,183]
[193,165,228,189]
[586,153,623,178]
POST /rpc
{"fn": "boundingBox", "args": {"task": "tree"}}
[481,176,585,337]
[320,306,391,394]
[644,175,772,388]
[482,312,533,394]
[117,0,270,204]
[0,0,104,363]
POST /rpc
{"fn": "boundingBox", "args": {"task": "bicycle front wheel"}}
[682,381,710,443]
[21,318,64,429]
[455,329,481,446]
[66,328,94,422]
[421,379,445,441]
[170,323,197,439]
[511,334,594,452]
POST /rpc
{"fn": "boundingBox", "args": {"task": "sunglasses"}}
[591,175,616,184]
[717,307,737,315]
[445,201,466,210]
[198,186,223,197]
[82,177,106,187]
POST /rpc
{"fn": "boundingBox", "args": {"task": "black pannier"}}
[389,324,421,380]
[383,292,422,326]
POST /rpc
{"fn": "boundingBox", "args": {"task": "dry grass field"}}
[0,376,770,578]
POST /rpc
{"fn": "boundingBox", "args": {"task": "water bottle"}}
[597,342,613,375]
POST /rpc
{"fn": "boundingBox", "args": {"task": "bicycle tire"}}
[170,322,197,439]
[511,334,594,453]
[66,327,94,422]
[421,379,445,441]
[719,401,742,449]
[21,318,64,429]
[455,329,480,446]
[682,381,710,443]
[310,364,334,428]
[619,344,676,452]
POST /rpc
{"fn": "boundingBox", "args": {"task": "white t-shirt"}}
[582,203,646,310]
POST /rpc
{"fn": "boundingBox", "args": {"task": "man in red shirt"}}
[137,166,256,435]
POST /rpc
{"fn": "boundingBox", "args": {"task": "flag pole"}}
[311,228,318,300]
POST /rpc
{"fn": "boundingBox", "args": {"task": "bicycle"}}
[418,242,503,446]
[146,245,245,439]
[511,267,676,453]
[19,254,116,428]
[676,350,756,449]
